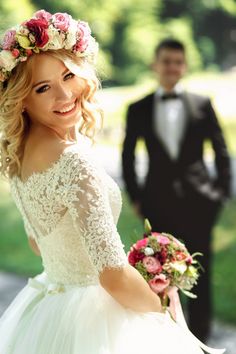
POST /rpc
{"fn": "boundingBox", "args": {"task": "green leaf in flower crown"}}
[144,218,152,235]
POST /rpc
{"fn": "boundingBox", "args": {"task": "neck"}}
[30,123,77,143]
[159,82,178,92]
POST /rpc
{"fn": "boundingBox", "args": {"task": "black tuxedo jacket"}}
[122,91,231,223]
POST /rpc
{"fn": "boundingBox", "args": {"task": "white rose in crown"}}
[64,20,77,49]
[42,26,65,50]
[0,50,16,72]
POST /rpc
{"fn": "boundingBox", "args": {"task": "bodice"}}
[10,143,127,286]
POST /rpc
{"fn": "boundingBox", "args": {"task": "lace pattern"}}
[10,144,128,284]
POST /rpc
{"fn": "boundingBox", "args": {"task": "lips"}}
[54,100,77,115]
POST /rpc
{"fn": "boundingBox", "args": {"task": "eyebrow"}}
[32,68,70,89]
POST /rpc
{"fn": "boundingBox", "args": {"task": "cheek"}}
[25,97,52,122]
[73,78,87,96]
[29,94,53,111]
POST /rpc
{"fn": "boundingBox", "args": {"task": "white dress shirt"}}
[154,85,187,160]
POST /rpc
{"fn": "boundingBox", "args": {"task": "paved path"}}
[0,272,235,353]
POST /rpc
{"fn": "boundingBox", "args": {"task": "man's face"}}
[152,48,186,88]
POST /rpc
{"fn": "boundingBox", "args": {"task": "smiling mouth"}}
[54,100,77,115]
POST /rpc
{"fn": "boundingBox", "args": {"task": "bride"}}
[0,9,224,354]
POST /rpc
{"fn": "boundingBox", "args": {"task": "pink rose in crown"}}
[26,49,33,56]
[135,238,148,250]
[11,49,20,58]
[143,256,162,274]
[2,29,16,50]
[52,13,72,32]
[75,21,91,52]
[26,18,49,48]
[148,274,170,294]
[34,10,52,21]
[128,248,145,266]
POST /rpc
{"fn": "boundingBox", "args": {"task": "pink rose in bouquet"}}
[149,274,170,293]
[135,238,148,250]
[128,219,202,306]
[143,256,162,274]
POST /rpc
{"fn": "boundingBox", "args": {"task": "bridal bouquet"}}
[128,220,202,305]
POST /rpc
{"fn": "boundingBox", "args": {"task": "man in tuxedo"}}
[122,39,231,342]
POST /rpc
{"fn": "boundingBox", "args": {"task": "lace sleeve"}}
[63,151,128,273]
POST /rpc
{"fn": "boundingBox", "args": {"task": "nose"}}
[55,83,73,102]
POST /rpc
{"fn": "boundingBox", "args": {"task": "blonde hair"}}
[0,49,103,178]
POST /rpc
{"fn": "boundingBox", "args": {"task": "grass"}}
[0,179,42,275]
[0,180,236,325]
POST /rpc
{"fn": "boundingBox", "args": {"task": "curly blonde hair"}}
[0,49,103,178]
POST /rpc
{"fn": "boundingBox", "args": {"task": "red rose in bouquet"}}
[128,219,202,307]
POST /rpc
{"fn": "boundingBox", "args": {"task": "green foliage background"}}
[1,0,236,85]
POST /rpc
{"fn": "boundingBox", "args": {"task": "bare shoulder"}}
[21,131,75,181]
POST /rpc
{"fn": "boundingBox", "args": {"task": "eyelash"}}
[35,72,75,94]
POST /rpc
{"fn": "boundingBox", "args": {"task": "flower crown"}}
[0,10,98,84]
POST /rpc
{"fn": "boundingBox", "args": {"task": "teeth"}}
[58,102,75,113]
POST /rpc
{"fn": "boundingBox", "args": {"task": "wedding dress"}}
[0,139,224,354]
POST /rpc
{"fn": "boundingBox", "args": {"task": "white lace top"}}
[10,143,128,286]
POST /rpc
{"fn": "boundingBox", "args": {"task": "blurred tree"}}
[30,0,163,84]
[160,0,236,70]
[1,0,236,85]
[0,0,35,35]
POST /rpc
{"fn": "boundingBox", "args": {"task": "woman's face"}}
[23,53,86,136]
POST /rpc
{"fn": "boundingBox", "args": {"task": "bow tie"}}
[161,92,180,100]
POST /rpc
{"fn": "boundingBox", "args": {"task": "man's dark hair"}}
[155,39,185,57]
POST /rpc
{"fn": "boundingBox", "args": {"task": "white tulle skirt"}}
[0,272,221,354]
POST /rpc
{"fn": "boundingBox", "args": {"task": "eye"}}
[36,85,50,94]
[64,72,75,80]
